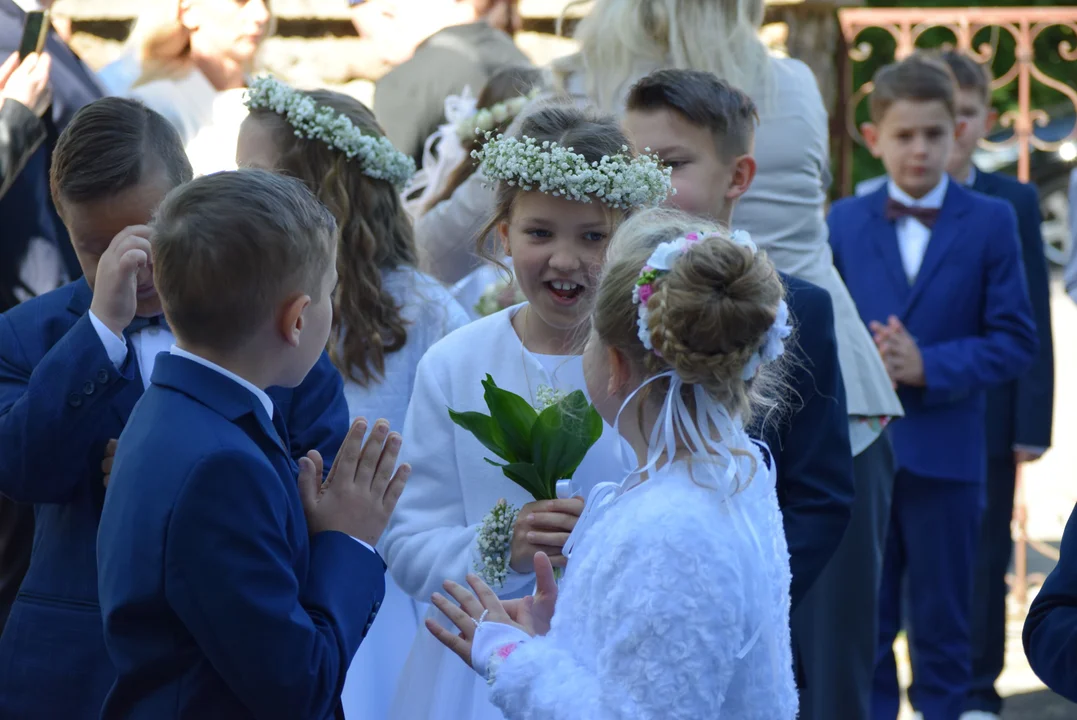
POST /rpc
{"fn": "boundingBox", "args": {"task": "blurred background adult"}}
[370,0,529,165]
[99,0,272,176]
[0,51,49,199]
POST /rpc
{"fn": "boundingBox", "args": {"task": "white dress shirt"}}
[89,311,175,391]
[887,175,950,283]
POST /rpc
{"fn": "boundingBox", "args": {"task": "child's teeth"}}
[551,281,579,291]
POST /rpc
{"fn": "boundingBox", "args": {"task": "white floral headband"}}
[455,89,542,143]
[633,229,792,380]
[473,133,672,210]
[245,75,416,189]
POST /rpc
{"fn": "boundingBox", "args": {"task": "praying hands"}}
[870,316,925,388]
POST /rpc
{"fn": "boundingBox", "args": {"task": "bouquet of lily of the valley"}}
[449,375,603,587]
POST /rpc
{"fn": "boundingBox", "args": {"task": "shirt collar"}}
[169,345,275,419]
[964,166,977,187]
[887,174,949,210]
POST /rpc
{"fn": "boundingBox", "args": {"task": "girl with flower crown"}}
[424,208,799,719]
[238,76,470,720]
[381,103,671,720]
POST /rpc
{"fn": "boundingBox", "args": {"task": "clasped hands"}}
[870,315,925,388]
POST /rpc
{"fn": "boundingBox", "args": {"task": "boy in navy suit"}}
[98,169,408,719]
[0,99,350,720]
[828,55,1038,720]
[622,69,857,701]
[934,50,1055,720]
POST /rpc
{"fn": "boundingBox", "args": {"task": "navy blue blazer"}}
[98,353,384,720]
[0,278,350,719]
[759,273,854,611]
[828,182,1038,483]
[971,171,1054,458]
[1023,502,1077,702]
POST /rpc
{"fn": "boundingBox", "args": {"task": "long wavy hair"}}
[422,65,548,214]
[560,0,772,113]
[248,91,418,387]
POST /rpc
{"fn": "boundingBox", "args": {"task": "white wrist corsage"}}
[475,499,520,588]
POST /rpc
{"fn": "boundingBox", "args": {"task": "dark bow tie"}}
[885,198,940,228]
[127,314,170,334]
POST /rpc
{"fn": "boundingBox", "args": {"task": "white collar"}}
[964,166,978,186]
[887,174,949,209]
[169,345,275,419]
[12,0,47,11]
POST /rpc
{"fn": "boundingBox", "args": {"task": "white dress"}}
[339,268,469,720]
[487,454,798,719]
[383,304,622,720]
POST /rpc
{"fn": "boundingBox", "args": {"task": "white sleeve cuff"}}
[88,310,128,368]
[471,620,531,679]
[349,536,379,557]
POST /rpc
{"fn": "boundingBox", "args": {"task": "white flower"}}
[730,229,758,253]
[637,306,653,349]
[646,240,689,271]
[475,109,495,132]
[475,500,520,588]
[245,75,415,188]
[535,384,565,412]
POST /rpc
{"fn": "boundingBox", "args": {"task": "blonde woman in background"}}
[554,3,903,719]
[98,0,272,176]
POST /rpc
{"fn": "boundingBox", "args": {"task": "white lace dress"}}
[486,454,798,720]
[339,267,469,720]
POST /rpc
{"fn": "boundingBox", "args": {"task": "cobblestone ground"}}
[896,272,1077,719]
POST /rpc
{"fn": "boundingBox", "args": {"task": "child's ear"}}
[279,293,312,348]
[607,346,632,396]
[985,108,999,133]
[860,122,881,157]
[726,155,758,202]
[954,118,969,142]
[498,220,511,257]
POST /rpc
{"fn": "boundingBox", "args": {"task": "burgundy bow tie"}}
[885,198,940,228]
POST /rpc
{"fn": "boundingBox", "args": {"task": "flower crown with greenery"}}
[473,133,673,209]
[245,75,416,188]
[454,88,542,143]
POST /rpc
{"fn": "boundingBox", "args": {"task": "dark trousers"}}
[873,471,983,720]
[0,496,33,632]
[793,434,895,720]
[965,457,1016,715]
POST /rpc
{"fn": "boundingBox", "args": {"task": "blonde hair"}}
[248,90,418,388]
[594,208,787,424]
[124,0,274,88]
[564,0,772,114]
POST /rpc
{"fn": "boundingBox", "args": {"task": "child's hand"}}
[297,418,410,546]
[509,498,584,573]
[102,438,118,488]
[502,551,559,636]
[872,316,925,387]
[89,225,154,338]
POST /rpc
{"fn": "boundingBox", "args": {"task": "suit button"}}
[68,393,83,408]
[96,369,110,384]
[83,381,96,395]
[372,601,381,612]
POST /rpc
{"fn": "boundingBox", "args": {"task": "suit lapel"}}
[904,183,971,317]
[865,187,912,304]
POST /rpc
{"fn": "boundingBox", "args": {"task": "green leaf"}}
[531,391,605,493]
[447,408,515,463]
[501,462,555,501]
[481,375,538,464]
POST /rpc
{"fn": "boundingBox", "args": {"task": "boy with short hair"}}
[624,68,863,714]
[933,49,1055,720]
[0,98,350,720]
[829,54,1039,720]
[97,169,407,719]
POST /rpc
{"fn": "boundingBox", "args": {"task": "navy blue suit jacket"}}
[971,170,1054,458]
[759,273,854,611]
[0,279,349,719]
[98,354,384,720]
[829,182,1038,483]
[1023,502,1077,702]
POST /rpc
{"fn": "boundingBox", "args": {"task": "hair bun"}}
[647,236,782,397]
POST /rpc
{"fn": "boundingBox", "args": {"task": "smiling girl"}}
[381,104,671,720]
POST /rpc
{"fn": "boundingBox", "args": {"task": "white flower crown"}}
[633,229,792,380]
[245,75,416,188]
[455,89,542,143]
[473,133,672,210]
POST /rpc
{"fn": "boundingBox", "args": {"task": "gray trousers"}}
[792,434,895,720]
